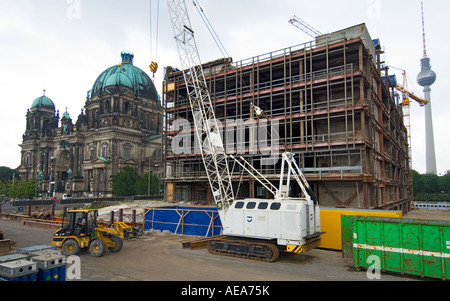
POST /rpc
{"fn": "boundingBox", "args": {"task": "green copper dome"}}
[91,51,158,100]
[31,94,56,112]
[62,107,71,119]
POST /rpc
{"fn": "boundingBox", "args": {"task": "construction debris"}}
[182,235,226,250]
[30,211,52,220]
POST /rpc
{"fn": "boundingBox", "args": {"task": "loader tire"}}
[89,239,107,257]
[62,239,80,256]
[108,235,123,253]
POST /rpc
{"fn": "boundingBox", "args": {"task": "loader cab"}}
[61,210,97,237]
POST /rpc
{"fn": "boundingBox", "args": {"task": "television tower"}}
[416,1,437,174]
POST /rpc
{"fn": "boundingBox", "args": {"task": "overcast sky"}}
[0,0,449,175]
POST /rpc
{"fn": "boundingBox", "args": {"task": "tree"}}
[135,172,161,195]
[440,171,450,193]
[0,166,18,183]
[0,178,39,199]
[412,170,424,196]
[423,173,441,194]
[0,180,6,196]
[112,166,140,196]
[20,178,39,199]
[411,170,450,201]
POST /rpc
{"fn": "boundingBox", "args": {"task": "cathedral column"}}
[43,148,49,178]
[72,143,79,178]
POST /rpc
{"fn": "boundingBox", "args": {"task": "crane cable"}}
[149,0,160,77]
[192,0,230,58]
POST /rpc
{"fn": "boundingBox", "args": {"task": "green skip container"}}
[352,216,450,280]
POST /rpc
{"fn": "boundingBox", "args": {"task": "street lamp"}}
[148,163,159,196]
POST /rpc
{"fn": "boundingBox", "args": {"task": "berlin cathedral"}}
[18,51,163,198]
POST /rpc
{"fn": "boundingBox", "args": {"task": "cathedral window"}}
[124,147,130,160]
[104,100,111,114]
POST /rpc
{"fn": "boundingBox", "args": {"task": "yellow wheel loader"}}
[52,209,123,257]
[108,221,142,240]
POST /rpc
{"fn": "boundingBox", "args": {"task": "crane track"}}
[207,238,280,262]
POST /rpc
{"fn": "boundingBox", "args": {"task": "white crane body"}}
[223,199,321,245]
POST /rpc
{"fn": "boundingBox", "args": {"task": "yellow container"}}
[319,208,402,250]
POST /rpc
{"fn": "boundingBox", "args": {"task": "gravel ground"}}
[403,208,450,221]
[0,218,414,282]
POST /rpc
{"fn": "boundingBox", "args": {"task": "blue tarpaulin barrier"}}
[143,206,222,237]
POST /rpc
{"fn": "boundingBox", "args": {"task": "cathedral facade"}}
[19,52,163,198]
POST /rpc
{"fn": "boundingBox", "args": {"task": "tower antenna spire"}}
[421,1,427,57]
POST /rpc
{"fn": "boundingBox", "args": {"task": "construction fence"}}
[143,206,222,238]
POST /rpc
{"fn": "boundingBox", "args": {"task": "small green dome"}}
[62,107,71,119]
[31,94,55,112]
[91,51,158,100]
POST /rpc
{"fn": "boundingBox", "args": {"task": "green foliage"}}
[112,167,161,197]
[0,178,39,199]
[112,166,140,196]
[412,170,424,194]
[0,166,18,183]
[414,193,450,202]
[441,172,450,193]
[135,172,161,195]
[413,170,450,201]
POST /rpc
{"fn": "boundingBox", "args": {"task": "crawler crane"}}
[166,0,322,262]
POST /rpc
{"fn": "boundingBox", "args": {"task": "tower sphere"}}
[417,57,437,87]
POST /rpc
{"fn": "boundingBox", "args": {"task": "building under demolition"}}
[162,24,411,211]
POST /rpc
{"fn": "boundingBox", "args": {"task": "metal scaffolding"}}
[162,24,411,212]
